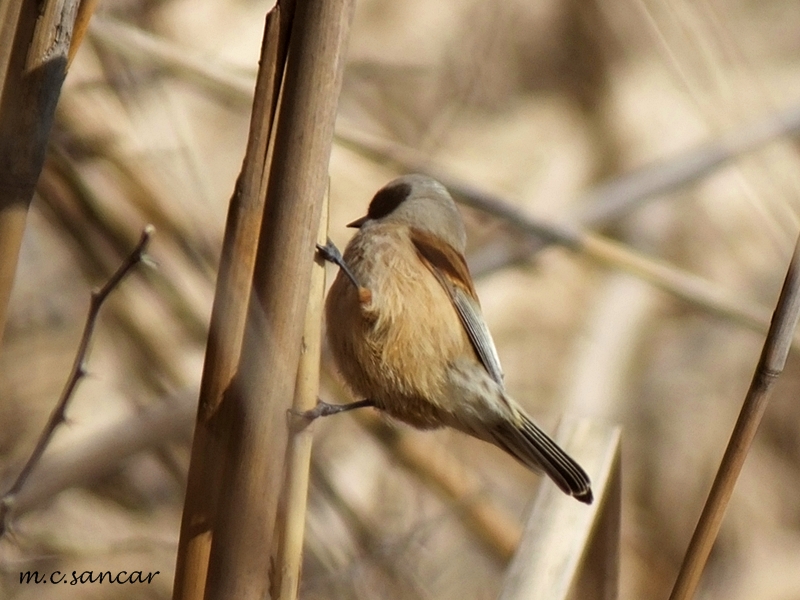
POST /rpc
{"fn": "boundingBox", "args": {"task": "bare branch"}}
[0,225,154,538]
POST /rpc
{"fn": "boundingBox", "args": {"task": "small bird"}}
[309,174,592,504]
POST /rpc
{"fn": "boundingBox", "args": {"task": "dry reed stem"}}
[669,230,800,600]
[575,104,800,226]
[202,0,353,597]
[67,0,100,67]
[0,0,78,343]
[272,192,328,600]
[0,226,153,537]
[172,6,288,599]
[500,421,621,600]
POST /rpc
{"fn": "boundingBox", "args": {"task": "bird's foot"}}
[316,239,371,303]
[291,398,377,422]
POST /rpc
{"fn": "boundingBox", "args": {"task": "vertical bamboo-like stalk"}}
[272,192,328,600]
[201,0,353,598]
[0,0,78,342]
[669,231,800,600]
[172,5,293,599]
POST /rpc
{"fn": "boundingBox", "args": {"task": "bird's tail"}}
[490,414,593,504]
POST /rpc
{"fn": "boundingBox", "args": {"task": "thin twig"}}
[669,229,800,600]
[0,225,154,538]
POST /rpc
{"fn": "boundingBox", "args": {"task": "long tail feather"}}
[491,416,593,504]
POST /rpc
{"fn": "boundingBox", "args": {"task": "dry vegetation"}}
[3,0,800,598]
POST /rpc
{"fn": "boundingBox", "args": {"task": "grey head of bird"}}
[348,174,467,253]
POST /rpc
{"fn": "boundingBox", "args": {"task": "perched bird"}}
[309,174,592,504]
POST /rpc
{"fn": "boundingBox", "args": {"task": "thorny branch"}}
[0,225,155,538]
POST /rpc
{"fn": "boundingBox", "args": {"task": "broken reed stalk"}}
[68,0,100,66]
[201,0,353,598]
[272,193,328,600]
[171,7,289,600]
[669,230,800,600]
[499,422,622,600]
[0,0,78,343]
[0,226,153,537]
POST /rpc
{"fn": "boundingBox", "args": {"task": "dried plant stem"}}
[172,6,289,600]
[201,0,353,597]
[669,231,800,600]
[272,193,328,600]
[0,0,78,343]
[68,0,100,67]
[0,225,153,537]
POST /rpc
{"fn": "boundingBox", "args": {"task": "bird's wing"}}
[410,228,505,387]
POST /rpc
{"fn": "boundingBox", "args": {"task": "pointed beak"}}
[347,215,368,228]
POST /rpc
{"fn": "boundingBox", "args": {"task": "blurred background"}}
[2,0,800,598]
